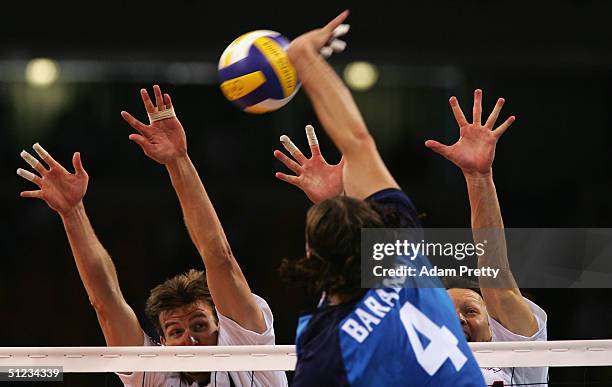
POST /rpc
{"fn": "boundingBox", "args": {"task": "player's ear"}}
[160,336,166,346]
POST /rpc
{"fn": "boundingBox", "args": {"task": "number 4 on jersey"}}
[400,301,468,376]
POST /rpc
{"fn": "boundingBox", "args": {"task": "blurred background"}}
[1,1,612,385]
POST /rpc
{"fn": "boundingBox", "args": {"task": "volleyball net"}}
[2,340,612,386]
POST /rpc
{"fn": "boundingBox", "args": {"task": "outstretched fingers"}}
[484,98,505,129]
[163,93,173,108]
[274,150,302,174]
[72,152,87,176]
[305,125,321,157]
[280,135,308,164]
[153,84,164,109]
[121,111,152,137]
[20,190,43,199]
[322,21,349,58]
[128,133,149,149]
[275,172,301,188]
[332,23,350,39]
[16,168,42,187]
[20,149,47,175]
[140,88,156,113]
[33,143,63,171]
[425,139,452,159]
[493,116,516,138]
[323,10,350,35]
[473,89,482,125]
[449,96,468,128]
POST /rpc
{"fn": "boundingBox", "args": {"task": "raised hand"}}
[274,125,344,203]
[288,10,350,59]
[17,143,88,215]
[121,85,187,164]
[425,89,515,177]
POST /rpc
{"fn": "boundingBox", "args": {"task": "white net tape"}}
[0,345,295,373]
[1,340,612,372]
[471,340,612,368]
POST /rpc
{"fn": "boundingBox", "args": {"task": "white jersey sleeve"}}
[216,294,288,386]
[482,297,548,386]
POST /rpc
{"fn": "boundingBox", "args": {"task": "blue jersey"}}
[292,189,485,387]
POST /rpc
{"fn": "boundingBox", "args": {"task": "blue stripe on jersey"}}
[295,314,312,353]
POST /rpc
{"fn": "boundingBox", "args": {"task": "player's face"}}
[159,300,219,346]
[447,288,492,342]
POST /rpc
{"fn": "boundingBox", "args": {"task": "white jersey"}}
[481,298,548,386]
[117,294,288,387]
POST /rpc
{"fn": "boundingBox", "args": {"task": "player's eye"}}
[191,323,206,332]
[170,329,183,337]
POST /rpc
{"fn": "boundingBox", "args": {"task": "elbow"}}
[342,114,374,146]
[89,296,108,317]
[352,128,374,144]
[199,241,237,270]
[481,288,522,313]
[343,128,376,156]
[88,288,122,316]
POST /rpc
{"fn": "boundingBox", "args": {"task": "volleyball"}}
[218,30,299,114]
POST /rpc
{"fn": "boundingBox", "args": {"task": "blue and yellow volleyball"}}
[218,30,299,114]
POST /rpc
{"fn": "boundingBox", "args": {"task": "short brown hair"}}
[145,269,216,337]
[279,196,386,297]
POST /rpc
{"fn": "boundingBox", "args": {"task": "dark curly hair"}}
[279,196,395,299]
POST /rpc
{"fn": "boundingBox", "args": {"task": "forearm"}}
[165,155,232,264]
[60,202,124,310]
[289,46,398,198]
[288,45,370,155]
[464,173,504,230]
[465,173,538,333]
[465,174,511,272]
[165,155,264,331]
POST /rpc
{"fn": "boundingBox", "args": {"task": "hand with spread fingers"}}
[425,89,515,177]
[17,143,88,215]
[17,144,146,347]
[274,125,344,204]
[121,84,187,164]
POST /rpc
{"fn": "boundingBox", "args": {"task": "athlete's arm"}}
[121,86,265,333]
[287,11,399,200]
[426,89,538,336]
[274,124,344,203]
[17,145,143,346]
